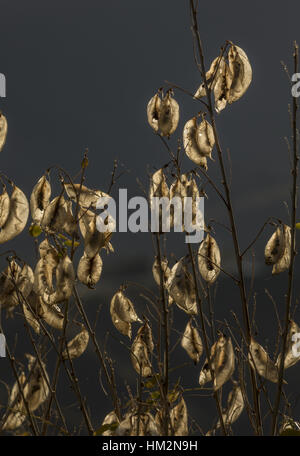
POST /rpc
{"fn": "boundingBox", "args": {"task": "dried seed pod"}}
[149,168,170,233]
[22,291,42,335]
[33,242,59,296]
[183,117,207,167]
[110,290,141,338]
[79,208,113,255]
[25,354,50,412]
[0,185,29,244]
[170,397,188,436]
[226,44,252,104]
[30,175,51,224]
[43,254,75,305]
[149,168,169,199]
[276,320,300,369]
[64,183,107,210]
[152,256,173,306]
[198,234,221,285]
[272,225,291,275]
[147,92,162,132]
[0,185,10,228]
[213,334,235,391]
[0,112,7,152]
[62,327,89,360]
[199,360,212,387]
[41,196,76,235]
[264,226,285,265]
[3,371,28,431]
[248,339,281,383]
[77,252,103,288]
[131,336,152,377]
[196,118,215,158]
[39,300,64,330]
[217,381,244,429]
[194,57,221,98]
[166,258,198,315]
[181,320,203,364]
[0,261,34,313]
[158,91,179,137]
[137,321,154,353]
[100,411,119,436]
[115,412,159,436]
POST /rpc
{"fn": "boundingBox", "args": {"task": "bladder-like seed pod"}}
[62,327,89,360]
[24,353,50,412]
[166,258,198,315]
[213,334,235,391]
[216,381,244,429]
[264,226,285,265]
[79,208,113,255]
[198,234,221,285]
[115,412,159,436]
[0,112,7,152]
[131,335,152,377]
[276,320,300,369]
[99,411,120,436]
[226,44,252,104]
[43,254,75,305]
[137,321,154,353]
[110,290,142,338]
[157,90,179,137]
[2,371,28,430]
[30,175,51,224]
[152,256,173,306]
[248,338,284,383]
[170,397,188,436]
[41,196,76,236]
[271,225,291,275]
[77,252,103,288]
[64,183,107,210]
[0,260,34,314]
[196,118,215,158]
[183,117,211,169]
[181,320,203,364]
[0,185,10,228]
[147,92,162,132]
[0,185,29,244]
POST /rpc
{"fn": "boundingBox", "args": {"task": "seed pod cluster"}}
[147,90,179,137]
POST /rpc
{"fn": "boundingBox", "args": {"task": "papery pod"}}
[166,258,198,315]
[199,359,212,387]
[25,354,50,412]
[0,185,10,228]
[77,252,103,288]
[147,92,162,132]
[131,335,152,377]
[217,381,244,429]
[196,118,215,158]
[149,168,169,199]
[183,117,208,167]
[79,208,113,255]
[179,173,203,231]
[115,412,159,436]
[169,177,185,230]
[0,185,29,244]
[272,225,291,275]
[22,291,42,335]
[30,175,51,224]
[194,57,221,98]
[198,234,221,285]
[170,397,188,436]
[110,291,141,338]
[62,327,89,360]
[158,91,179,137]
[2,372,28,431]
[137,321,154,353]
[43,254,75,305]
[276,320,300,369]
[41,196,76,235]
[213,334,235,391]
[264,226,285,265]
[100,410,119,436]
[181,320,203,364]
[152,256,173,306]
[22,288,64,330]
[33,241,59,297]
[149,168,170,233]
[226,44,252,104]
[279,417,300,436]
[0,112,7,152]
[248,338,281,383]
[64,183,106,210]
[0,261,34,313]
[39,300,64,330]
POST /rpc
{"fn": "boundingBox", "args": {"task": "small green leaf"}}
[29,224,42,237]
[296,223,300,230]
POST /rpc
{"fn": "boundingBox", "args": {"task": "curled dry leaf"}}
[30,175,51,224]
[170,397,188,436]
[131,335,152,377]
[33,240,59,297]
[0,112,7,152]
[217,381,244,429]
[248,338,282,383]
[183,117,209,169]
[276,320,300,369]
[198,234,221,285]
[0,185,29,244]
[0,185,10,228]
[181,320,203,364]
[62,327,89,360]
[199,359,212,387]
[147,93,161,132]
[77,252,103,288]
[110,290,141,338]
[115,412,159,436]
[166,258,198,315]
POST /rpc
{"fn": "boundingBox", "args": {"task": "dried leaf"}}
[137,321,154,353]
[264,226,285,265]
[181,320,203,364]
[198,234,221,285]
[62,327,89,360]
[77,252,102,288]
[0,185,29,244]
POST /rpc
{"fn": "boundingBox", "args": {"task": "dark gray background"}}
[0,0,299,436]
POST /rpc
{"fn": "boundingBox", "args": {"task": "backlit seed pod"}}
[0,112,7,152]
[62,327,89,360]
[110,290,142,338]
[272,225,291,275]
[181,320,203,364]
[279,417,300,435]
[41,196,76,235]
[79,208,113,255]
[147,93,162,132]
[77,253,103,288]
[0,261,34,313]
[34,242,59,296]
[0,185,10,228]
[0,185,29,244]
[226,44,252,104]
[100,411,120,436]
[196,118,215,158]
[22,291,42,335]
[183,117,211,169]
[170,398,188,436]
[248,339,282,383]
[198,234,221,285]
[131,336,152,377]
[166,258,198,315]
[264,226,285,265]
[137,321,154,353]
[2,371,28,431]
[43,255,75,305]
[213,334,235,391]
[158,91,179,137]
[39,300,64,330]
[199,360,212,387]
[216,382,244,429]
[194,57,221,98]
[276,320,300,369]
[149,168,170,233]
[116,412,159,436]
[30,175,51,224]
[64,183,106,210]
[152,257,173,306]
[25,354,50,412]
